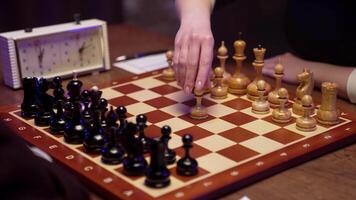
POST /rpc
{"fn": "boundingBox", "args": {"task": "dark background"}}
[0,0,289,58]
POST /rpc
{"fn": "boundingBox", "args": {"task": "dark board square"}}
[108,96,138,107]
[174,143,211,158]
[263,128,304,144]
[113,84,143,94]
[221,112,256,126]
[217,144,259,162]
[150,84,180,95]
[219,127,259,143]
[145,110,174,124]
[223,98,251,110]
[175,126,214,141]
[144,97,177,109]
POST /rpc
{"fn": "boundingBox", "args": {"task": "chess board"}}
[1,70,356,200]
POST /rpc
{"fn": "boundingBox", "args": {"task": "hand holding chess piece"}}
[268,59,288,108]
[211,67,228,99]
[272,88,291,123]
[247,45,271,100]
[316,82,340,125]
[296,95,316,132]
[228,32,251,95]
[190,88,208,119]
[252,80,270,114]
[162,50,175,81]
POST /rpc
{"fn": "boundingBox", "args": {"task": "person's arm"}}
[174,0,214,93]
[263,53,356,102]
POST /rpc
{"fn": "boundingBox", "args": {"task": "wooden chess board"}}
[1,70,355,200]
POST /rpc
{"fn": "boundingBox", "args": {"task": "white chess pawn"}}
[252,80,270,114]
[272,88,291,123]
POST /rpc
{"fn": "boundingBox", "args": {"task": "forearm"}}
[175,0,213,24]
[308,61,354,99]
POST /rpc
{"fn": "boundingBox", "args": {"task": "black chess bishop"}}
[145,139,171,188]
[119,122,147,176]
[136,114,151,153]
[160,125,176,164]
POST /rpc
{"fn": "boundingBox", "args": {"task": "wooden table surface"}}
[0,24,355,200]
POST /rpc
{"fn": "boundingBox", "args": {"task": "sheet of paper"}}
[113,53,167,74]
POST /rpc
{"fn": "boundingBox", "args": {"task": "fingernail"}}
[185,86,190,93]
[197,80,202,86]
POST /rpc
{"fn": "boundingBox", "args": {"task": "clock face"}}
[16,27,104,77]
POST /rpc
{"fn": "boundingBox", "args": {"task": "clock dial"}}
[16,27,104,78]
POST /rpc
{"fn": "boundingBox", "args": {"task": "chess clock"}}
[0,19,110,89]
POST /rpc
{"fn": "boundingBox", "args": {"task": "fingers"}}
[195,35,214,90]
[184,34,201,93]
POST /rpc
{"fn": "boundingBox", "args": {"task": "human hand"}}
[263,52,309,84]
[174,0,214,94]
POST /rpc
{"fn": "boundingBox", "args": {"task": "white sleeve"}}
[347,69,356,103]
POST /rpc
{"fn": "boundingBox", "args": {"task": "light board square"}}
[165,90,194,103]
[198,118,237,134]
[197,153,237,173]
[206,104,237,118]
[160,103,190,117]
[127,90,161,102]
[131,77,165,89]
[239,136,284,154]
[155,117,194,132]
[240,120,280,135]
[133,176,185,198]
[284,123,328,137]
[195,134,236,152]
[126,102,156,116]
[100,88,124,100]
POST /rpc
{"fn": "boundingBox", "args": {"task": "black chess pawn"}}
[83,111,107,153]
[160,125,176,164]
[98,98,108,129]
[64,102,88,144]
[35,78,54,126]
[145,139,171,188]
[116,106,127,130]
[119,122,147,176]
[136,114,151,153]
[176,134,198,176]
[67,73,83,103]
[21,77,38,118]
[81,90,92,124]
[49,100,66,134]
[101,127,124,165]
[106,106,118,128]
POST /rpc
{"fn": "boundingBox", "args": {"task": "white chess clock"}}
[0,19,110,89]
